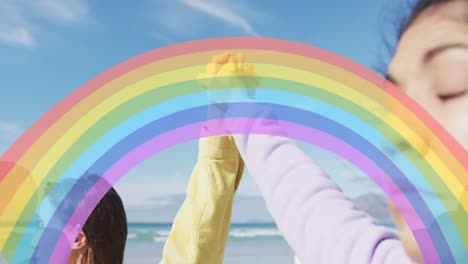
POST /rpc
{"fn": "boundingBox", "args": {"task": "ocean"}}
[125,223,294,264]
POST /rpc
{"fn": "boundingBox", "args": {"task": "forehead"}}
[388,0,468,85]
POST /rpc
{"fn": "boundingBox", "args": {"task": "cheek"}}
[447,101,468,149]
[432,98,468,149]
[406,88,468,150]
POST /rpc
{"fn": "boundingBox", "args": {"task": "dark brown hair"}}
[402,0,450,36]
[0,163,128,263]
[81,186,127,264]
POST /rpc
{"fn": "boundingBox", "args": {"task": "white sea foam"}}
[138,229,150,234]
[157,230,171,236]
[153,236,168,243]
[229,228,281,238]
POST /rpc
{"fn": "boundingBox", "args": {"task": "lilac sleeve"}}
[231,117,415,264]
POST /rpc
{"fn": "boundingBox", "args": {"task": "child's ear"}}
[73,230,88,250]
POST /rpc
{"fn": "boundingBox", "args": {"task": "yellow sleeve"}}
[160,135,244,264]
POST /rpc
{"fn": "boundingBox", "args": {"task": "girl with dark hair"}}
[48,174,128,264]
[0,164,127,264]
[66,186,127,264]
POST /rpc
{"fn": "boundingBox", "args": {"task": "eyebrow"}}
[386,44,468,89]
[424,43,468,62]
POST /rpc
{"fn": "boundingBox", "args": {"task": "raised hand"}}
[197,51,259,106]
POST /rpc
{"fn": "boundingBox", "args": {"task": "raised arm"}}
[194,51,414,263]
[160,133,244,264]
[231,117,414,263]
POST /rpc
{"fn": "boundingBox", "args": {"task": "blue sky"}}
[0,0,414,222]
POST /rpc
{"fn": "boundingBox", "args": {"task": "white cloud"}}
[30,0,89,24]
[0,121,23,141]
[0,1,34,48]
[181,0,258,35]
[150,0,265,39]
[0,0,89,48]
[0,27,35,48]
[0,121,24,155]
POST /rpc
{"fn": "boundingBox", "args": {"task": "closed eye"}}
[438,89,467,101]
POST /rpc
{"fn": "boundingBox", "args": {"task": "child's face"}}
[387,0,468,262]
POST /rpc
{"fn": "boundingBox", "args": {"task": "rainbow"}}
[0,37,466,264]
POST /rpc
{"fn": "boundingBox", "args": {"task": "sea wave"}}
[127,224,282,242]
[229,228,281,238]
[153,236,168,243]
[147,229,282,243]
[157,230,171,236]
